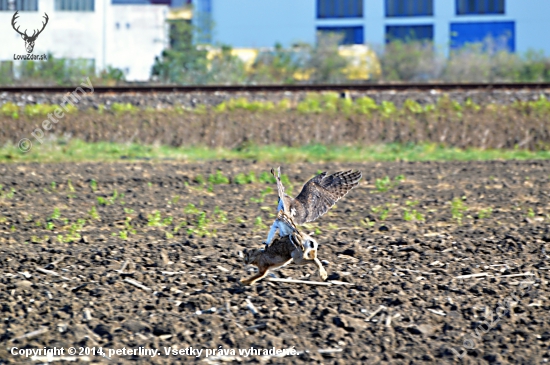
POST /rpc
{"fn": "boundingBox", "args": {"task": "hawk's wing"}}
[292,170,362,225]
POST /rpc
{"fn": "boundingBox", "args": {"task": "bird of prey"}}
[264,167,362,245]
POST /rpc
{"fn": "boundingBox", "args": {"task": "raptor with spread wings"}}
[264,167,362,245]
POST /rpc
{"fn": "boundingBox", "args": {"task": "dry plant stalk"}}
[2,104,549,150]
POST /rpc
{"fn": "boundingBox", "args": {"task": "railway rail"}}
[1,82,550,94]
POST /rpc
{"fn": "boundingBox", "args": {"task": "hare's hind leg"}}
[313,258,328,281]
[241,267,269,286]
[241,258,293,285]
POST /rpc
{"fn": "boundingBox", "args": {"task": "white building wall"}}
[0,0,168,81]
[108,5,168,81]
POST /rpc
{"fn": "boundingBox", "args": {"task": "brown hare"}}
[241,210,327,285]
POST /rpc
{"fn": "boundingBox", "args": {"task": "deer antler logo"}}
[11,11,49,54]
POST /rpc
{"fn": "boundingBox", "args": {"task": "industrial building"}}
[202,0,550,55]
[1,1,548,82]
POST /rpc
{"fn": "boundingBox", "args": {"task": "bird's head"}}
[271,166,281,179]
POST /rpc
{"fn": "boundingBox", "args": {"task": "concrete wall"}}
[0,0,168,81]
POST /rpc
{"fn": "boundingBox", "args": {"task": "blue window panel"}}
[456,0,505,15]
[56,0,95,11]
[386,0,433,17]
[450,21,514,51]
[317,26,364,44]
[0,0,38,10]
[317,0,363,19]
[385,25,433,42]
[197,0,211,13]
[112,0,149,4]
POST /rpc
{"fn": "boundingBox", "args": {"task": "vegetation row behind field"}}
[1,141,550,163]
[2,93,550,154]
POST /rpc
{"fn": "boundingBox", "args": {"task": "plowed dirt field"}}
[1,160,549,364]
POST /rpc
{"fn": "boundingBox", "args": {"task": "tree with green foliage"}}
[303,33,350,83]
[151,20,209,84]
[250,43,300,84]
[380,40,443,81]
[152,20,247,84]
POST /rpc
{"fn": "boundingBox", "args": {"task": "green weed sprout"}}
[478,208,493,219]
[50,208,61,220]
[195,174,206,185]
[88,206,100,220]
[451,197,467,224]
[147,211,162,226]
[254,216,267,230]
[184,203,200,214]
[209,170,230,185]
[375,175,404,192]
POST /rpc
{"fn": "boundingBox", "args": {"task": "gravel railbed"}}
[2,88,550,110]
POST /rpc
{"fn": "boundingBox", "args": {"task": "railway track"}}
[1,82,550,93]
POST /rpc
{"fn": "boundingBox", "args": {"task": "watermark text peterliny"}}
[450,271,538,358]
[17,77,94,152]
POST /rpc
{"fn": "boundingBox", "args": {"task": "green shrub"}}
[354,96,378,115]
[1,102,19,119]
[380,101,397,119]
[111,103,138,114]
[297,95,323,114]
[23,104,57,117]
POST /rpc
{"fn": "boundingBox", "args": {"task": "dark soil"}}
[1,160,549,364]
